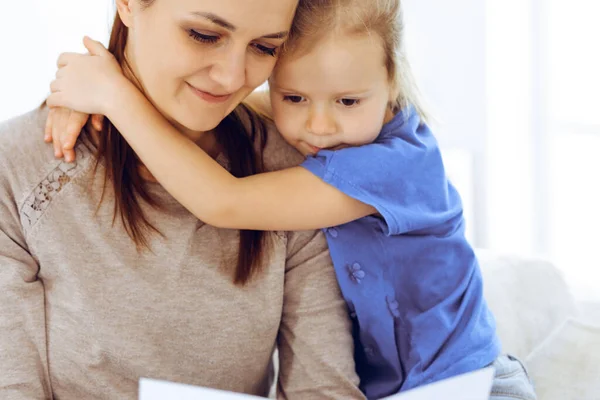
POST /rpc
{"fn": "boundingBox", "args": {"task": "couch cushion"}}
[525,318,600,399]
[476,250,578,359]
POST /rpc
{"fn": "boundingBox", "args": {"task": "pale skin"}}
[47,32,397,231]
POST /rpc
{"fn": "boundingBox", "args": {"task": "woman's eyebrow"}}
[190,12,288,39]
[261,31,289,39]
[191,12,237,31]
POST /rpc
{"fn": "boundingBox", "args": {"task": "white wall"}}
[0,0,113,122]
[403,0,487,246]
[404,0,600,301]
[1,0,599,299]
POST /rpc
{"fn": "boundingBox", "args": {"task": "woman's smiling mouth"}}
[187,83,232,104]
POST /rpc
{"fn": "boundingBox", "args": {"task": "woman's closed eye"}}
[251,43,278,57]
[188,30,278,57]
[188,29,219,44]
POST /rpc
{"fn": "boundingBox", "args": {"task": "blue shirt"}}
[301,107,501,399]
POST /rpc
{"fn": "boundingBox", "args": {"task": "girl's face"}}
[270,33,395,157]
[120,0,297,136]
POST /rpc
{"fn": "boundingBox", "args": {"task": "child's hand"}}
[44,107,104,163]
[47,36,128,116]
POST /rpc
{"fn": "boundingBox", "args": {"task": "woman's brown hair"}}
[101,0,270,285]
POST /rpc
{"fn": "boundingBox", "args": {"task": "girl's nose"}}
[306,107,337,135]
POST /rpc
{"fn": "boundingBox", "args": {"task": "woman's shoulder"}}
[234,104,304,172]
[260,119,305,172]
[0,107,56,170]
[0,107,94,208]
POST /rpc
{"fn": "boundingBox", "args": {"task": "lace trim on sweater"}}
[21,145,91,232]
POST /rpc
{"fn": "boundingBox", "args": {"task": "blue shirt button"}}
[348,303,357,319]
[327,227,339,238]
[365,347,375,357]
[387,297,401,318]
[348,263,365,283]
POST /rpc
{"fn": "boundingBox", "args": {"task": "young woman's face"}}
[120,0,297,134]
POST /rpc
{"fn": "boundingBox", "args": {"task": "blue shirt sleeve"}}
[301,108,463,236]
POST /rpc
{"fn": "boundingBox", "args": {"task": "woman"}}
[0,0,364,399]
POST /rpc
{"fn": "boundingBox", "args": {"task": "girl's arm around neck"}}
[107,86,376,231]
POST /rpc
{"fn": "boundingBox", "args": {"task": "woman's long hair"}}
[99,6,270,285]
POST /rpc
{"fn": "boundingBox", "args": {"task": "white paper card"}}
[382,367,495,400]
[139,366,494,400]
[139,378,264,400]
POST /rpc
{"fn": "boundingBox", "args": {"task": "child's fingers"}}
[44,108,55,142]
[91,114,105,131]
[63,148,76,164]
[52,109,71,159]
[83,36,109,57]
[46,92,66,109]
[52,129,64,159]
[63,112,88,149]
[49,78,62,94]
[56,52,81,68]
[61,112,89,162]
[55,67,66,79]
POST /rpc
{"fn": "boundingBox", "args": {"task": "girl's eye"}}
[252,43,278,57]
[339,98,360,107]
[283,95,305,103]
[188,30,219,44]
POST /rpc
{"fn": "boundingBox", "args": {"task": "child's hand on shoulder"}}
[47,36,129,116]
[43,107,103,163]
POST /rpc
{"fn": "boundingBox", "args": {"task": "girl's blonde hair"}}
[284,0,428,121]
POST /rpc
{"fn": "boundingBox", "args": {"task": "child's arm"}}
[48,38,376,231]
[101,84,376,230]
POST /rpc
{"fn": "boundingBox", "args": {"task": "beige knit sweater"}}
[0,108,364,400]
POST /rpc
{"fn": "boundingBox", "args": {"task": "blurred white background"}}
[1,1,598,300]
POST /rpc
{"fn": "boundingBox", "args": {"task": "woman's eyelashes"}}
[252,43,278,57]
[188,30,219,44]
[188,30,278,57]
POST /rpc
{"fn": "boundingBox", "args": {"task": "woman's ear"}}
[115,0,135,28]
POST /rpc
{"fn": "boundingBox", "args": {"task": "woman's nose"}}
[208,45,246,93]
[306,108,337,136]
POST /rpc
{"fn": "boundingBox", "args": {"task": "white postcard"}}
[139,379,264,400]
[139,366,494,400]
[382,367,495,400]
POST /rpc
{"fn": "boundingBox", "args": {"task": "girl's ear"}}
[115,0,135,28]
[388,79,401,103]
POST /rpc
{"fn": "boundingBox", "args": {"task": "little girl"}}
[47,0,536,398]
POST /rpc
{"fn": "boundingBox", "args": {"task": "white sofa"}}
[479,250,600,399]
[270,251,600,399]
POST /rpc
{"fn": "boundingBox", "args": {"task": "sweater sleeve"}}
[0,118,53,399]
[276,230,365,400]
